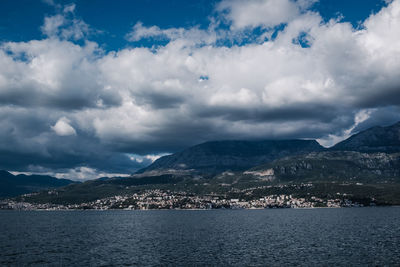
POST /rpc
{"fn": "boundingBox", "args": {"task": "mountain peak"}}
[137,139,324,175]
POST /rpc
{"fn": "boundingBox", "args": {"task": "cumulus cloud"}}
[0,0,400,180]
[51,117,76,136]
[0,39,119,109]
[216,0,317,29]
[41,3,93,40]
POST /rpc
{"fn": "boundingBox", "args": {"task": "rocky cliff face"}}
[138,140,324,175]
[331,122,400,153]
[251,151,400,182]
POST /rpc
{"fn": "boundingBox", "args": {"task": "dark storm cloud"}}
[356,86,400,109]
[194,103,341,123]
[0,126,148,174]
[133,91,186,109]
[0,107,145,176]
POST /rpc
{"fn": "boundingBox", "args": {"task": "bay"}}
[1,208,399,266]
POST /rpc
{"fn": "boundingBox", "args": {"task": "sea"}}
[1,207,399,266]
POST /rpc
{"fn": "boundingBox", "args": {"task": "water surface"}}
[1,208,399,266]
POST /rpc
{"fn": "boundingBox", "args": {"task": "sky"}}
[0,0,400,180]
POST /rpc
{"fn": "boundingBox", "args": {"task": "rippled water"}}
[1,208,399,266]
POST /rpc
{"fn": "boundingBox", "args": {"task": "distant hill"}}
[137,140,324,175]
[247,151,400,183]
[0,170,76,198]
[331,121,400,153]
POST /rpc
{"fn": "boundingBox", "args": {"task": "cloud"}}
[317,109,374,147]
[15,166,131,181]
[41,14,65,37]
[125,22,217,45]
[52,166,130,181]
[0,39,120,110]
[216,0,317,29]
[0,0,400,180]
[41,3,93,41]
[51,117,76,136]
[41,0,61,8]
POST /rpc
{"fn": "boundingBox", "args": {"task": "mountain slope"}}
[331,121,400,153]
[138,140,324,175]
[0,170,76,198]
[248,151,400,183]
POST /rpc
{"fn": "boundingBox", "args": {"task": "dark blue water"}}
[0,208,399,266]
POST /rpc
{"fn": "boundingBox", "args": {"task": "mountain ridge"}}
[0,170,76,198]
[137,139,324,175]
[331,121,400,152]
[138,121,400,176]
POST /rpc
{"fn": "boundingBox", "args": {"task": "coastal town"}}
[0,187,369,210]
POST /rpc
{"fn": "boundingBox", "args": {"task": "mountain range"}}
[2,121,400,204]
[138,121,400,177]
[137,139,323,175]
[242,122,400,183]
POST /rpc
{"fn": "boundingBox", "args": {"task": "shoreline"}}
[1,205,397,211]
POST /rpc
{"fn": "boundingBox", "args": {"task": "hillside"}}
[138,139,324,175]
[248,151,400,183]
[0,170,76,198]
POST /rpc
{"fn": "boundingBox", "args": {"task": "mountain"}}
[247,151,400,183]
[331,121,400,153]
[245,122,400,183]
[0,170,76,198]
[10,121,400,207]
[138,140,324,175]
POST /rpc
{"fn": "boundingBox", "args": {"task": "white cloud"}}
[63,3,76,13]
[144,154,165,162]
[18,166,131,181]
[41,15,65,37]
[40,4,92,40]
[53,166,130,181]
[126,22,163,41]
[41,0,61,8]
[51,117,77,136]
[125,22,216,45]
[129,154,167,164]
[216,0,317,29]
